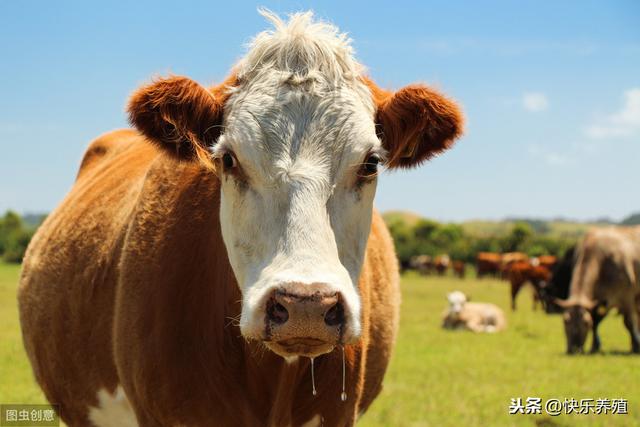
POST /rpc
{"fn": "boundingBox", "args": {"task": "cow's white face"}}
[127,10,463,358]
[448,291,467,314]
[214,81,380,348]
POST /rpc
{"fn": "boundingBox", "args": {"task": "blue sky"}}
[1,1,638,221]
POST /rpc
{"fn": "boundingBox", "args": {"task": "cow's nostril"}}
[267,299,289,325]
[324,301,344,327]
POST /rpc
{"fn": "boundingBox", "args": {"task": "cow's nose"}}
[264,283,346,357]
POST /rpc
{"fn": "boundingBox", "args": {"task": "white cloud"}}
[527,144,572,166]
[522,92,549,112]
[585,88,640,139]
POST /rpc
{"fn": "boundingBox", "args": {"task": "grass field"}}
[1,264,638,426]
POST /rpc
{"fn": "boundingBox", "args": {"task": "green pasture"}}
[0,264,638,426]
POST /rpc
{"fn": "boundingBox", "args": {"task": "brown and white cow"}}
[434,254,450,276]
[18,11,463,427]
[442,291,506,333]
[556,226,640,354]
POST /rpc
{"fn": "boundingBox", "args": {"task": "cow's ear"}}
[363,77,464,169]
[128,76,231,168]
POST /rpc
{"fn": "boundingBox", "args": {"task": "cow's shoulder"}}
[77,129,141,180]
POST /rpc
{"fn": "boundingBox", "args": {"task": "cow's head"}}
[447,291,468,315]
[127,11,463,358]
[556,301,595,354]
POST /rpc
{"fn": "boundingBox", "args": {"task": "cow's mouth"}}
[265,337,336,358]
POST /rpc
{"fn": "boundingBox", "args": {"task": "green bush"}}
[0,211,38,263]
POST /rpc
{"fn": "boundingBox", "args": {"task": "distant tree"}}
[0,210,36,263]
[505,218,550,234]
[621,212,640,225]
[386,218,416,268]
[471,236,502,254]
[501,222,533,252]
[0,210,24,255]
[3,228,33,263]
[413,219,440,241]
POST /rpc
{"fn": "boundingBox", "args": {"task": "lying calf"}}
[442,291,507,333]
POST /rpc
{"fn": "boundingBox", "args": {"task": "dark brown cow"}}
[507,260,552,311]
[536,255,558,271]
[17,11,463,427]
[434,254,450,276]
[452,260,466,279]
[476,252,501,278]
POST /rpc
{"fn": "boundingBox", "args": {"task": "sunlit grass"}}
[1,265,637,426]
[360,271,639,427]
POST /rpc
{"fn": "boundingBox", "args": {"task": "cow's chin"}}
[264,339,336,359]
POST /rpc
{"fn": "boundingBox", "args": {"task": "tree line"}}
[385,216,576,268]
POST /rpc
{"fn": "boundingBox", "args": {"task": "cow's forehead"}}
[219,84,379,181]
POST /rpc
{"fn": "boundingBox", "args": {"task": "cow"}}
[434,254,450,276]
[536,255,558,271]
[539,247,575,314]
[476,252,501,278]
[442,291,506,333]
[555,227,640,354]
[17,11,463,427]
[452,260,466,279]
[506,260,551,311]
[500,252,528,279]
[409,254,433,275]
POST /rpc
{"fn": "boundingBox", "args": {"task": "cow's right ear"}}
[127,76,228,168]
[362,77,464,169]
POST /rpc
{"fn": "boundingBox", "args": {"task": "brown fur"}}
[127,75,236,168]
[452,260,466,279]
[475,252,502,278]
[362,77,464,168]
[537,255,557,270]
[19,133,401,426]
[507,260,551,311]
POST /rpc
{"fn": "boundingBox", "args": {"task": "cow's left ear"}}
[363,77,464,169]
[128,75,233,168]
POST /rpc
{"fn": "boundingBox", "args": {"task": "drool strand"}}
[341,345,347,402]
[310,357,317,396]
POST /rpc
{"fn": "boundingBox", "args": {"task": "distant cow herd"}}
[416,225,640,354]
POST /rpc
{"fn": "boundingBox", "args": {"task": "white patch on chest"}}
[88,386,138,427]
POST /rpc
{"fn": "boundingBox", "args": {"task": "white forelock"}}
[235,9,366,87]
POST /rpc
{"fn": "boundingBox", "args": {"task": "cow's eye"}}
[222,152,237,171]
[361,153,381,177]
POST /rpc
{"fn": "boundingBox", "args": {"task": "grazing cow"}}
[476,252,502,278]
[434,254,450,276]
[555,227,640,354]
[442,291,506,333]
[17,11,463,427]
[500,252,528,279]
[507,260,551,311]
[409,254,433,275]
[536,255,558,270]
[452,260,466,279]
[539,247,575,314]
